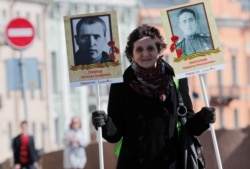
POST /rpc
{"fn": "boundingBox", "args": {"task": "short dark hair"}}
[76,16,107,37]
[125,24,167,63]
[177,8,196,19]
[20,120,28,126]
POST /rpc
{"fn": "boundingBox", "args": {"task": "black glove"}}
[197,107,216,124]
[92,110,108,128]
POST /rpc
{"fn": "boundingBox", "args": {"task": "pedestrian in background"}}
[92,24,216,169]
[63,116,88,169]
[12,121,40,169]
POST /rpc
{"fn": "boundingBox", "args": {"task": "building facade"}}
[0,0,141,163]
[190,0,250,129]
[0,0,51,162]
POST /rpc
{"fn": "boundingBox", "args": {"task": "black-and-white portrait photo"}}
[168,4,214,56]
[71,15,113,66]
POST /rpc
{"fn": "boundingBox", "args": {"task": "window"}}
[32,122,36,141]
[41,123,46,150]
[31,89,34,99]
[247,57,250,85]
[26,12,30,19]
[96,4,107,12]
[234,108,239,128]
[2,9,6,19]
[219,107,224,129]
[77,4,88,13]
[36,14,40,38]
[8,122,12,149]
[54,118,60,145]
[38,70,43,99]
[231,55,238,86]
[217,70,222,87]
[51,52,58,93]
[16,11,20,17]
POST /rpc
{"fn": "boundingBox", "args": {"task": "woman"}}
[92,24,215,169]
[63,116,88,169]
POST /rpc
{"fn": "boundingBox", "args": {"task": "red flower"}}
[170,43,176,52]
[176,48,183,58]
[170,35,184,58]
[113,46,120,54]
[171,35,179,43]
[109,53,116,61]
[107,40,120,61]
[107,40,115,47]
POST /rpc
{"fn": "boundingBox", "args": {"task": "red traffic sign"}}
[5,18,35,50]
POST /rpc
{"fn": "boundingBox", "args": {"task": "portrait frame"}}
[161,0,225,79]
[64,11,123,87]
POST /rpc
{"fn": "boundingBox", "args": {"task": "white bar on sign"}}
[8,28,33,37]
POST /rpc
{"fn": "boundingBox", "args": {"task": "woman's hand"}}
[92,110,108,128]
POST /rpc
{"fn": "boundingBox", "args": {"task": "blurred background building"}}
[0,0,140,163]
[0,0,249,168]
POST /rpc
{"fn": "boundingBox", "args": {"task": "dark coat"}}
[101,63,210,169]
[12,134,39,165]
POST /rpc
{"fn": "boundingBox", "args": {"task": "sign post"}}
[5,18,35,121]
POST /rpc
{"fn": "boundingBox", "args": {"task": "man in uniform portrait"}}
[176,8,213,56]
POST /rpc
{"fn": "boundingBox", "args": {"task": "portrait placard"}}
[161,0,225,79]
[64,11,123,87]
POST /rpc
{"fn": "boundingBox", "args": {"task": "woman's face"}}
[132,37,160,69]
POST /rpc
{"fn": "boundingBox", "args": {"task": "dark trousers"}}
[20,163,35,169]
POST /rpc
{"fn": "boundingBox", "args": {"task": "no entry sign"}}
[5,18,35,50]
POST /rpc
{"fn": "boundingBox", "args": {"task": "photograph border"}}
[160,0,224,79]
[64,11,123,87]
[70,14,113,64]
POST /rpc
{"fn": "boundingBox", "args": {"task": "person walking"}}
[12,121,40,169]
[63,116,88,169]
